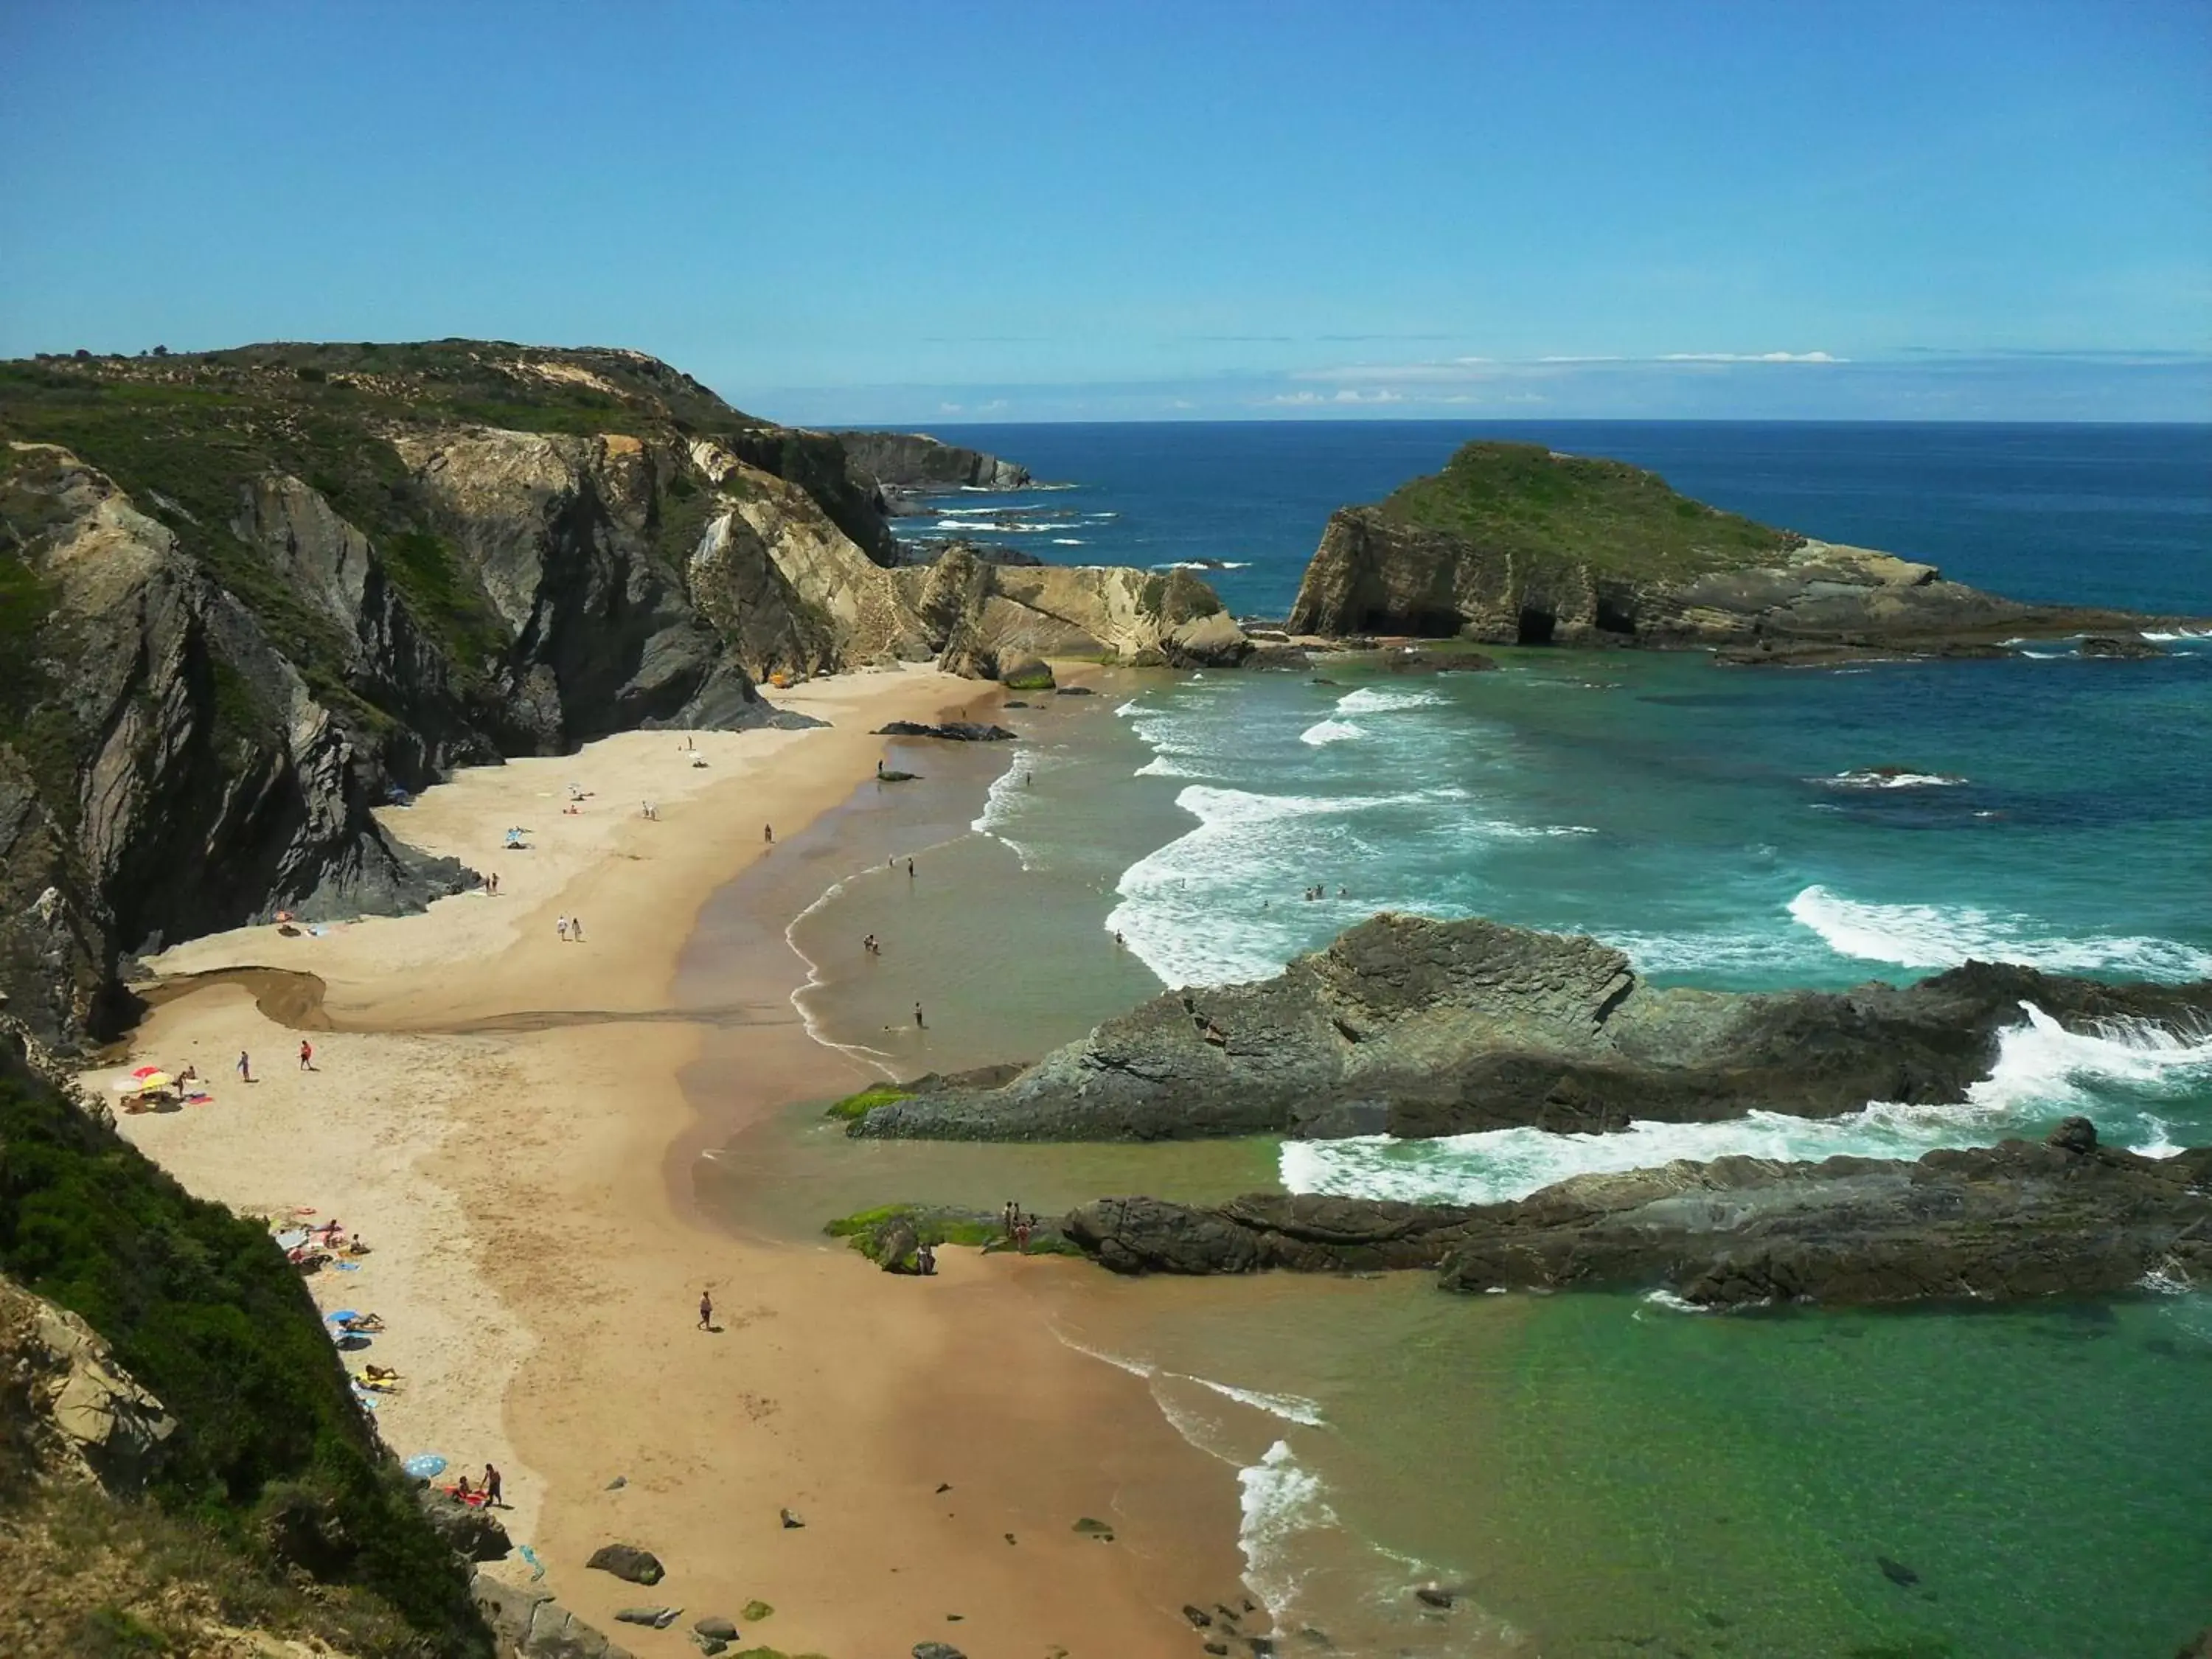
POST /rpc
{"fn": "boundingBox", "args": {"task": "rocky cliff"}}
[832,428,1033,491]
[1063,1122,2212,1309]
[1286,440,2194,653]
[1,342,1234,1049]
[848,913,2212,1142]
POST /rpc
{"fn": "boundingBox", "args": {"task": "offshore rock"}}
[849,913,2212,1143]
[1286,442,2202,654]
[1063,1135,2212,1308]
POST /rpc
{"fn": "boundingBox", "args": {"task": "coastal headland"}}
[90,665,1251,1657]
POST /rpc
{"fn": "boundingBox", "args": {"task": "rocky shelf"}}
[845,913,2212,1143]
[1061,1119,2212,1310]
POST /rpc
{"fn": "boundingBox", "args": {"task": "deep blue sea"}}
[852,422,2212,1656]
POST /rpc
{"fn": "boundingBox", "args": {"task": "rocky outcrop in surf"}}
[1285,441,2200,657]
[832,429,1034,492]
[1065,1121,2212,1308]
[846,913,2212,1143]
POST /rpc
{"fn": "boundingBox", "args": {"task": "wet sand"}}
[89,665,1248,1658]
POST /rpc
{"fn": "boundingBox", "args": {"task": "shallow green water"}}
[692,653,2212,1657]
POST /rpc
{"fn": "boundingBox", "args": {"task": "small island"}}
[1285,439,2200,661]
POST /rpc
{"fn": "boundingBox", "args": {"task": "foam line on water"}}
[1789,884,2212,979]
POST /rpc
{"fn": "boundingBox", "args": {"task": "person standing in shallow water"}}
[914,1002,925,1029]
[763,823,773,845]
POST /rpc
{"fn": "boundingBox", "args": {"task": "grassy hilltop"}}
[1377,440,1801,580]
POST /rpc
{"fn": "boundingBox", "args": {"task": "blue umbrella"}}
[324,1310,359,1323]
[404,1453,448,1479]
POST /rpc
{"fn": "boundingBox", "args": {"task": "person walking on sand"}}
[571,915,584,943]
[698,1289,714,1330]
[557,915,569,943]
[482,1463,504,1508]
[763,823,774,845]
[237,1050,252,1084]
[299,1039,313,1071]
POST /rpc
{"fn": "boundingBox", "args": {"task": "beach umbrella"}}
[324,1310,360,1323]
[403,1453,448,1479]
[130,1065,162,1079]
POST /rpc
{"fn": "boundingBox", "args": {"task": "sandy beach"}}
[90,664,1247,1658]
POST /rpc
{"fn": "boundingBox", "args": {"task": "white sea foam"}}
[1281,1000,2212,1206]
[1151,560,1253,570]
[1051,537,1085,545]
[1788,884,2212,979]
[1335,685,1444,715]
[1818,769,1968,790]
[1107,783,1470,985]
[2143,627,2212,643]
[970,749,1042,866]
[1965,1001,2212,1116]
[1300,718,1365,746]
[1189,1377,1327,1427]
[1239,1440,1336,1623]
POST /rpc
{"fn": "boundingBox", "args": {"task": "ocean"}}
[711,421,2212,1658]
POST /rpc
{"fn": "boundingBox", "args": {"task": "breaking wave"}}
[1788,885,2212,979]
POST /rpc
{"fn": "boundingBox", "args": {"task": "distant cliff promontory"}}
[1287,440,2194,659]
[832,428,1033,492]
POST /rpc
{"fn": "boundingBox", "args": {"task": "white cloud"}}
[938,401,963,413]
[1657,351,1845,364]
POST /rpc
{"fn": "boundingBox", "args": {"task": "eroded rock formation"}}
[848,913,2212,1143]
[1063,1126,2212,1309]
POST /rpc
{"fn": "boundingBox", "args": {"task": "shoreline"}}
[90,664,1249,1658]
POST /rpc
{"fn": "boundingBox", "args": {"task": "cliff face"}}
[1286,441,2179,650]
[832,428,1033,491]
[0,342,1240,1048]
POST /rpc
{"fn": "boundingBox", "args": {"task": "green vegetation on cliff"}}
[1379,440,1799,578]
[0,1039,488,1656]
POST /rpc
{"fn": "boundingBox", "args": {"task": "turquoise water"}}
[774,423,2212,1654]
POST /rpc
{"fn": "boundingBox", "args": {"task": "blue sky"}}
[2,1,2206,422]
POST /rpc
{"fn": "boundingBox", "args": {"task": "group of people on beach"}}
[1001,1200,1038,1253]
[555,915,585,943]
[449,1463,505,1509]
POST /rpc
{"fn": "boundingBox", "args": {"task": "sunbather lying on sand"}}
[336,1312,384,1332]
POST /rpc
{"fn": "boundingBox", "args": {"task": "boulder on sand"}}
[587,1543,665,1585]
